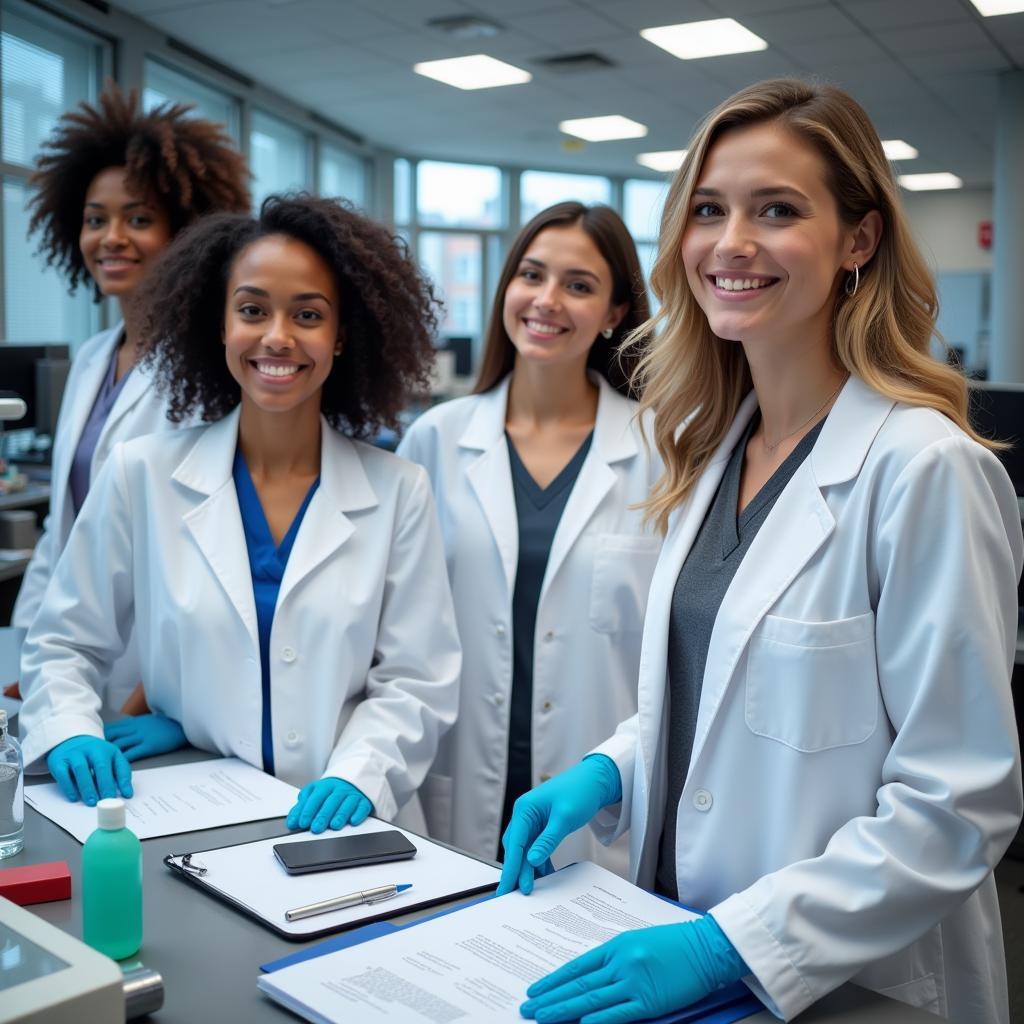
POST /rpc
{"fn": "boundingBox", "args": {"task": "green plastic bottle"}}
[83,797,142,959]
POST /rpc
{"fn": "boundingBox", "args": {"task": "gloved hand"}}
[520,915,748,1023]
[104,713,187,761]
[286,777,374,834]
[497,754,622,896]
[46,735,133,805]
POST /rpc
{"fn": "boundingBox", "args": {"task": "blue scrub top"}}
[232,450,320,776]
[69,339,133,516]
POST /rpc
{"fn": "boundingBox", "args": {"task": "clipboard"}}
[257,866,763,1024]
[164,819,501,941]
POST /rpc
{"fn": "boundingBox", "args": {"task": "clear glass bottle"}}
[0,709,24,858]
[83,798,142,959]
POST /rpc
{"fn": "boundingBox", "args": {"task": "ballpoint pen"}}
[285,883,413,922]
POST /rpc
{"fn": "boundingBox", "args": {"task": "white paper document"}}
[25,757,297,843]
[258,860,699,1023]
[169,818,501,937]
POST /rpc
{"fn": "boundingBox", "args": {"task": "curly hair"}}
[137,194,440,437]
[29,82,250,299]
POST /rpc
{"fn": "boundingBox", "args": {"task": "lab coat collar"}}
[811,374,895,487]
[456,371,638,462]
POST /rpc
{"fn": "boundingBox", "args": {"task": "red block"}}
[0,861,72,906]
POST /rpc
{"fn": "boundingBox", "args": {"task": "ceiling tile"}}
[742,6,858,42]
[837,0,976,30]
[587,0,721,33]
[880,21,996,55]
[900,49,1012,76]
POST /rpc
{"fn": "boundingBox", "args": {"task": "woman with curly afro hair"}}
[11,83,250,713]
[19,195,462,842]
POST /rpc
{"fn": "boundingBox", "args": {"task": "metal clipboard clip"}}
[179,853,207,877]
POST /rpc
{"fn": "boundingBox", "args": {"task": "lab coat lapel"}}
[96,354,156,454]
[276,422,373,608]
[685,375,894,774]
[174,409,258,649]
[541,376,633,599]
[462,379,518,599]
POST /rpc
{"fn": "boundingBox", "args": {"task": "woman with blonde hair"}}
[499,79,1022,1023]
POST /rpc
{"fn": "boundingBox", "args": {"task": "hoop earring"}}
[845,262,860,297]
[601,328,614,340]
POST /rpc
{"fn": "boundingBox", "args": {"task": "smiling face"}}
[223,234,339,417]
[681,121,857,352]
[79,166,173,298]
[502,223,626,373]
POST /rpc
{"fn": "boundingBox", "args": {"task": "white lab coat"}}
[12,323,184,710]
[18,408,462,823]
[591,376,1023,1022]
[398,373,662,872]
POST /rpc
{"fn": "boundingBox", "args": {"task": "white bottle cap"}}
[97,798,126,830]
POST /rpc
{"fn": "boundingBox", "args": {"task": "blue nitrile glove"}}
[520,914,749,1024]
[104,713,188,761]
[497,754,622,897]
[286,777,374,834]
[46,735,133,806]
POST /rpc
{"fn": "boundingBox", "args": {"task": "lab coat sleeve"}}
[588,713,640,844]
[10,506,57,630]
[322,467,461,822]
[711,436,1024,1020]
[18,445,136,772]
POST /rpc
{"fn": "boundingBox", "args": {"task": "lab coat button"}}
[542,700,552,712]
[495,693,505,706]
[543,630,554,642]
[281,646,297,663]
[693,789,712,812]
[496,624,506,637]
[286,731,299,745]
[539,773,552,783]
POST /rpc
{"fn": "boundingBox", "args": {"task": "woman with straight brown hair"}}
[499,80,1022,1023]
[399,202,662,875]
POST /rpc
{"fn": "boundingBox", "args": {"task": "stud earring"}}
[845,262,860,297]
[601,328,614,340]
[334,345,342,355]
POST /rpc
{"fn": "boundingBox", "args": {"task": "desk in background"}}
[0,481,48,624]
[3,744,941,1024]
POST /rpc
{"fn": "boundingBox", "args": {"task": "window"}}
[623,179,667,245]
[319,141,368,208]
[417,161,503,229]
[520,171,611,224]
[249,109,311,209]
[143,59,240,141]
[1,2,107,348]
[394,158,412,226]
[418,232,483,338]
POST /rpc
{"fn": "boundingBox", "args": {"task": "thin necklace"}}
[762,375,848,454]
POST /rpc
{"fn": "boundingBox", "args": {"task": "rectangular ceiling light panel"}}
[640,19,768,60]
[413,54,531,90]
[881,140,918,160]
[968,1,1024,15]
[898,172,963,191]
[637,150,687,172]
[559,115,648,142]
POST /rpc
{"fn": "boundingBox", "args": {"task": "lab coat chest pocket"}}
[589,533,661,633]
[745,611,878,752]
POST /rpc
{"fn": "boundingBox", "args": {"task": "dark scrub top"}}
[69,340,132,515]
[499,431,594,852]
[233,450,320,776]
[655,412,825,899]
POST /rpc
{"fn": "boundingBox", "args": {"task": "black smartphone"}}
[273,830,417,875]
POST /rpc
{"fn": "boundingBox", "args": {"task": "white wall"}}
[902,189,993,273]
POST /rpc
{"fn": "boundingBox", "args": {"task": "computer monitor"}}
[439,337,474,378]
[968,382,1024,497]
[0,344,70,437]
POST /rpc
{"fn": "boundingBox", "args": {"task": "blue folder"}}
[261,890,763,1024]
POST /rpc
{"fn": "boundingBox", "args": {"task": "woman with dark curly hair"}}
[398,202,662,875]
[11,83,250,713]
[17,195,461,839]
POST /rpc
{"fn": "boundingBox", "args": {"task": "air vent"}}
[534,52,616,73]
[427,16,503,39]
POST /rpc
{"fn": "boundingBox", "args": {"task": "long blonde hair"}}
[631,78,990,534]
